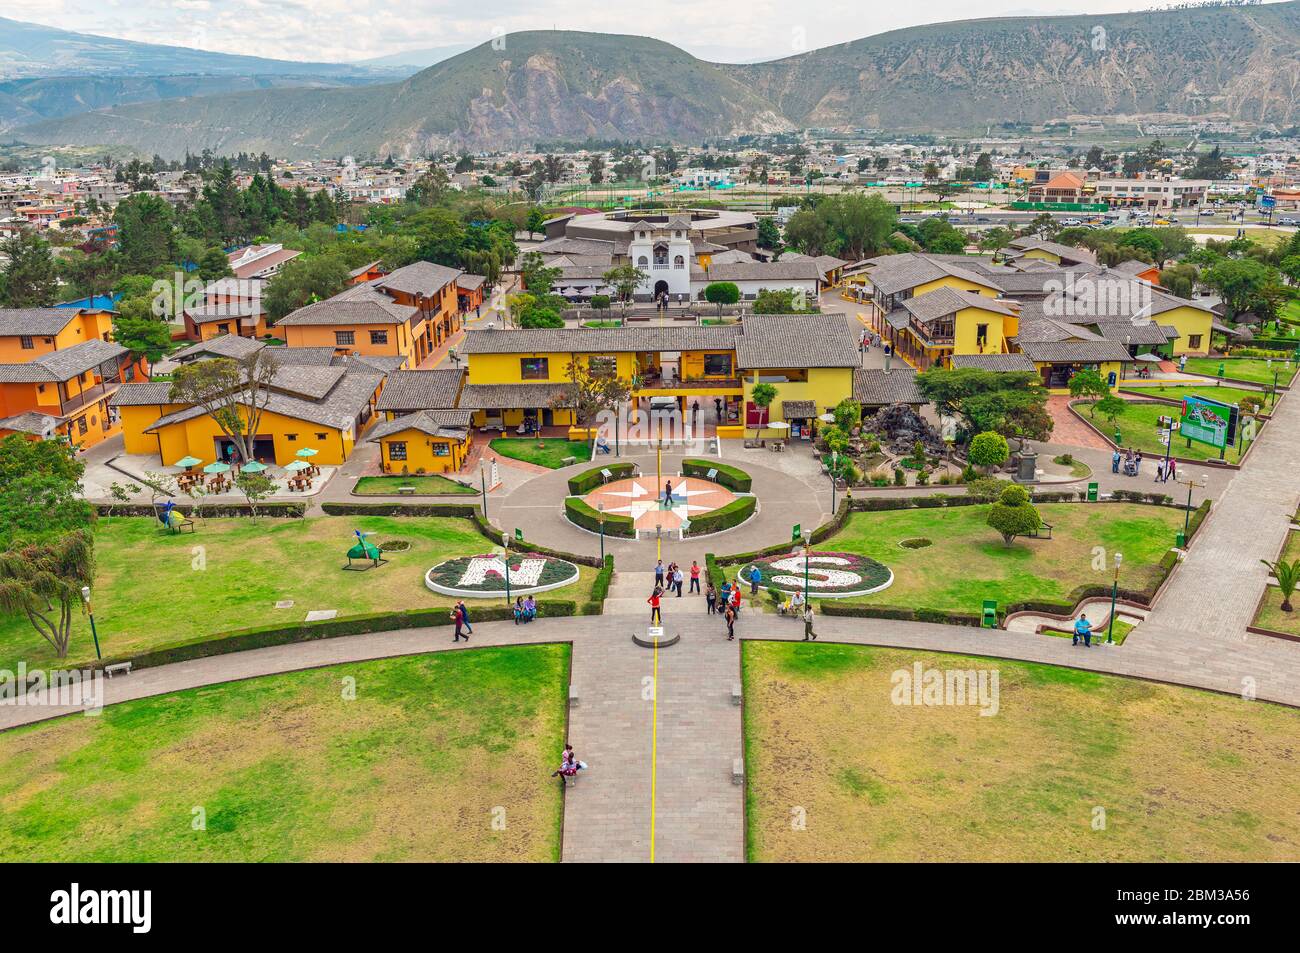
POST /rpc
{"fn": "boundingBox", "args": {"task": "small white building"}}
[629,217,694,298]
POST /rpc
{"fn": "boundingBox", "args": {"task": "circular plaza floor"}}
[582,475,737,532]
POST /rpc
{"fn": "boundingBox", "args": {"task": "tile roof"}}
[462,324,740,355]
[184,304,263,323]
[456,274,486,290]
[370,260,462,298]
[734,313,860,369]
[457,382,576,410]
[265,346,339,366]
[172,334,265,362]
[1017,340,1134,364]
[901,286,1018,324]
[268,365,348,401]
[109,382,175,406]
[691,259,820,282]
[781,399,818,418]
[949,353,1037,372]
[0,411,60,436]
[375,368,464,412]
[852,367,925,404]
[367,409,474,442]
[277,290,416,326]
[0,308,78,337]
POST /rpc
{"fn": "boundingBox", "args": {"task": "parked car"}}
[1060,218,1082,226]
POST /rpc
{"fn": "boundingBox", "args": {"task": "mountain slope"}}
[729,3,1300,129]
[0,16,388,80]
[12,5,1300,158]
[14,31,790,157]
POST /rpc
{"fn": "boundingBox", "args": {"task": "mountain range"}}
[7,3,1300,159]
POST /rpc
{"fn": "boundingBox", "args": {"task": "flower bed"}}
[425,552,580,598]
[736,551,893,598]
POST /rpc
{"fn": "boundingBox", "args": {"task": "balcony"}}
[58,380,119,418]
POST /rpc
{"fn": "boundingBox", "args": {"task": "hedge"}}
[682,458,752,492]
[96,501,306,519]
[564,496,636,537]
[684,495,756,536]
[91,601,579,672]
[704,552,727,590]
[585,553,615,615]
[820,602,983,627]
[566,462,637,495]
[321,502,479,518]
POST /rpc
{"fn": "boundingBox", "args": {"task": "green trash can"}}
[1087,482,1098,502]
[1176,531,1186,548]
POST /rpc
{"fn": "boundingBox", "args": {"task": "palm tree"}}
[1261,558,1300,612]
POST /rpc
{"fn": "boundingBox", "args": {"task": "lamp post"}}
[503,535,512,606]
[802,530,812,597]
[81,586,101,660]
[479,461,488,522]
[598,502,606,563]
[830,450,838,514]
[1106,552,1122,644]
[1272,368,1281,408]
[1177,473,1209,543]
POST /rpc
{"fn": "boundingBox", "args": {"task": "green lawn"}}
[0,645,569,862]
[1088,398,1249,462]
[824,502,1183,614]
[0,516,596,671]
[490,438,592,468]
[1119,383,1268,410]
[1042,618,1136,645]
[353,475,477,496]
[742,643,1300,861]
[1183,357,1299,387]
[1253,530,1300,637]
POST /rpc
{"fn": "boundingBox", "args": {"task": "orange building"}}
[182,278,271,341]
[275,261,462,367]
[456,274,487,313]
[0,307,116,363]
[347,260,388,286]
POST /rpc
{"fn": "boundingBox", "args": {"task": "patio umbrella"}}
[285,460,310,472]
[818,413,836,423]
[295,448,319,458]
[240,461,268,473]
[1134,353,1163,362]
[172,455,202,469]
[766,421,790,430]
[202,462,231,474]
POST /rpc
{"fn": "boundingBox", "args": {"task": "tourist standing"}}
[673,565,684,597]
[1111,449,1120,474]
[705,582,717,614]
[689,560,701,594]
[648,588,663,625]
[654,559,665,588]
[724,603,737,641]
[730,585,743,616]
[748,564,762,595]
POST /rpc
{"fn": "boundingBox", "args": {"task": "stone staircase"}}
[604,570,660,617]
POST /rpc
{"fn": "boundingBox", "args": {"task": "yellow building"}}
[0,307,115,363]
[369,409,473,474]
[111,363,385,467]
[0,337,137,450]
[886,286,1021,370]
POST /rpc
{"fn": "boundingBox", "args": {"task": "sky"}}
[0,1,1261,65]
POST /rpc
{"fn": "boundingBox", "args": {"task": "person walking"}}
[648,587,663,625]
[664,479,674,504]
[654,559,665,588]
[1167,458,1177,482]
[673,565,684,597]
[689,560,701,594]
[724,603,737,640]
[457,600,473,635]
[1073,613,1093,647]
[1134,450,1143,475]
[1178,353,1187,373]
[453,603,468,642]
[802,603,817,641]
[729,585,743,617]
[705,582,717,614]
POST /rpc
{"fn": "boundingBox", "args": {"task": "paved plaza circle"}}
[582,474,737,532]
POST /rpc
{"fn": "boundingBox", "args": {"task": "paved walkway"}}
[1045,396,1112,451]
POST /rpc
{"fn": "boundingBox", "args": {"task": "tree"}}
[235,471,276,522]
[965,476,1011,502]
[968,431,1010,471]
[757,218,782,250]
[197,246,234,283]
[1095,394,1126,428]
[587,155,605,184]
[263,254,350,322]
[753,288,815,314]
[113,193,175,273]
[832,397,861,432]
[1261,558,1300,612]
[1204,258,1276,320]
[104,481,141,520]
[1190,145,1232,181]
[519,251,562,295]
[0,231,58,307]
[704,281,740,316]
[168,352,277,465]
[112,313,173,372]
[0,530,94,659]
[519,306,564,329]
[916,368,1051,445]
[1068,368,1109,414]
[986,484,1041,547]
[562,359,631,457]
[749,382,778,440]
[0,435,93,548]
[406,166,451,207]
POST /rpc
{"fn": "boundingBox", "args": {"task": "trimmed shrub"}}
[684,495,756,536]
[566,462,637,495]
[820,602,983,627]
[322,502,479,518]
[97,501,306,519]
[591,554,615,604]
[564,496,636,537]
[705,552,727,590]
[681,458,752,492]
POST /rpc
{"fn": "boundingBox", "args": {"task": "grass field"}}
[1087,398,1248,462]
[1119,383,1268,410]
[826,503,1183,614]
[1042,618,1136,645]
[353,475,477,496]
[490,438,592,468]
[1183,357,1299,387]
[742,642,1300,861]
[0,516,595,671]
[0,645,569,862]
[1253,529,1300,637]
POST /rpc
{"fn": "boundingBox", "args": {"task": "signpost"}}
[1179,395,1237,460]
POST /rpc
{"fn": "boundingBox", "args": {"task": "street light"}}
[503,535,512,606]
[1177,473,1209,544]
[598,502,606,563]
[802,530,812,597]
[81,585,102,660]
[479,461,488,522]
[1107,552,1122,644]
[830,449,838,514]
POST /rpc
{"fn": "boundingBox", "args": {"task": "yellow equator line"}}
[650,637,659,863]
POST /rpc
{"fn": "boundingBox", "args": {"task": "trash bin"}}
[1176,531,1186,548]
[1087,482,1098,502]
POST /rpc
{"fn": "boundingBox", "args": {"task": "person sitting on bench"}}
[595,435,611,454]
[781,588,806,616]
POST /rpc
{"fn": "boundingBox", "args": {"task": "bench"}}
[104,661,132,678]
[561,456,577,467]
[568,683,579,708]
[732,757,745,785]
[731,682,742,706]
[396,485,416,496]
[167,516,194,534]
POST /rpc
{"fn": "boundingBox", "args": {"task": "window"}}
[19,336,33,350]
[703,353,733,377]
[218,324,230,335]
[674,255,685,269]
[286,433,298,442]
[520,357,549,380]
[637,256,649,267]
[77,416,88,436]
[388,441,407,461]
[370,330,389,345]
[976,323,988,349]
[335,331,355,346]
[432,442,451,457]
[316,433,327,441]
[1188,335,1203,350]
[588,355,617,377]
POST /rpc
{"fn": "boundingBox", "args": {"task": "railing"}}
[58,380,118,418]
[636,376,742,391]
